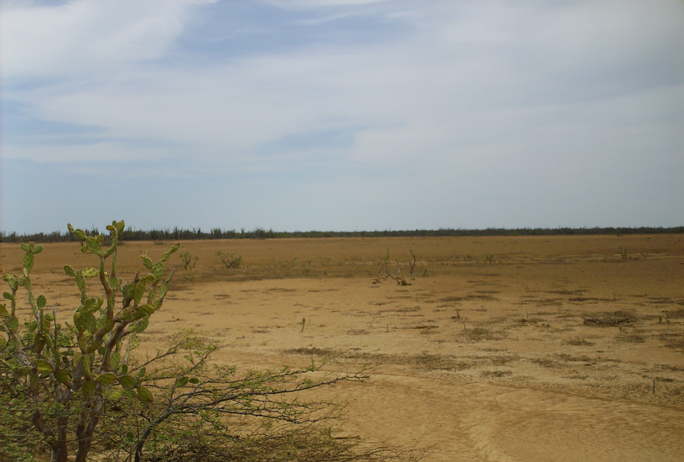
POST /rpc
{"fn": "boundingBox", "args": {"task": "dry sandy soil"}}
[2,234,684,461]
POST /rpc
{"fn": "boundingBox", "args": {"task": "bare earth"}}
[3,234,684,461]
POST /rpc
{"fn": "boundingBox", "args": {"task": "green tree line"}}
[2,226,683,243]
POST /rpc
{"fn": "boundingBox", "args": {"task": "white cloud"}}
[0,0,213,79]
[6,0,683,172]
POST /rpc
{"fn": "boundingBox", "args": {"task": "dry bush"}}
[144,425,426,462]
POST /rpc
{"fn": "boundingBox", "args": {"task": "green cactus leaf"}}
[146,286,156,304]
[73,312,84,331]
[142,303,156,315]
[8,316,19,331]
[85,238,103,256]
[0,304,8,318]
[23,253,35,272]
[129,317,149,333]
[82,379,95,398]
[121,281,133,299]
[108,388,124,401]
[82,354,91,376]
[136,304,156,318]
[96,373,118,385]
[152,263,164,282]
[114,308,130,323]
[55,370,71,385]
[137,386,154,404]
[157,284,168,300]
[96,316,114,335]
[37,295,46,309]
[85,314,97,334]
[82,297,99,314]
[132,282,146,305]
[70,226,87,241]
[110,351,121,370]
[141,252,153,270]
[118,375,136,390]
[21,242,29,252]
[35,360,54,374]
[2,292,13,301]
[41,319,51,335]
[82,267,99,278]
[35,333,47,351]
[64,265,76,277]
[75,274,87,294]
[33,245,44,254]
[74,311,96,333]
[160,243,181,262]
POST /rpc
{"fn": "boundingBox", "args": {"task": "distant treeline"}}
[1,226,683,243]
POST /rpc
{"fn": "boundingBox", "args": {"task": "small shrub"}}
[0,221,180,462]
[178,251,199,270]
[617,246,629,260]
[216,251,243,268]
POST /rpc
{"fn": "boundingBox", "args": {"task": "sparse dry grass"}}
[3,234,683,462]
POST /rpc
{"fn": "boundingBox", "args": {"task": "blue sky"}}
[2,0,683,234]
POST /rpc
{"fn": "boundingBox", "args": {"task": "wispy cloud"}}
[1,0,683,232]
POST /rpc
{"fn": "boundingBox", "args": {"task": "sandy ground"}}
[2,234,684,461]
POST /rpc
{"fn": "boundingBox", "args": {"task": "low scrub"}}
[0,221,418,462]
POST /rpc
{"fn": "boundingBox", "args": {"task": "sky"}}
[1,0,683,234]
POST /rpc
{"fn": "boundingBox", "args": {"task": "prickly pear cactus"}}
[0,220,179,462]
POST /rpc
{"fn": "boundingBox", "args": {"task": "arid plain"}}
[2,234,683,461]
